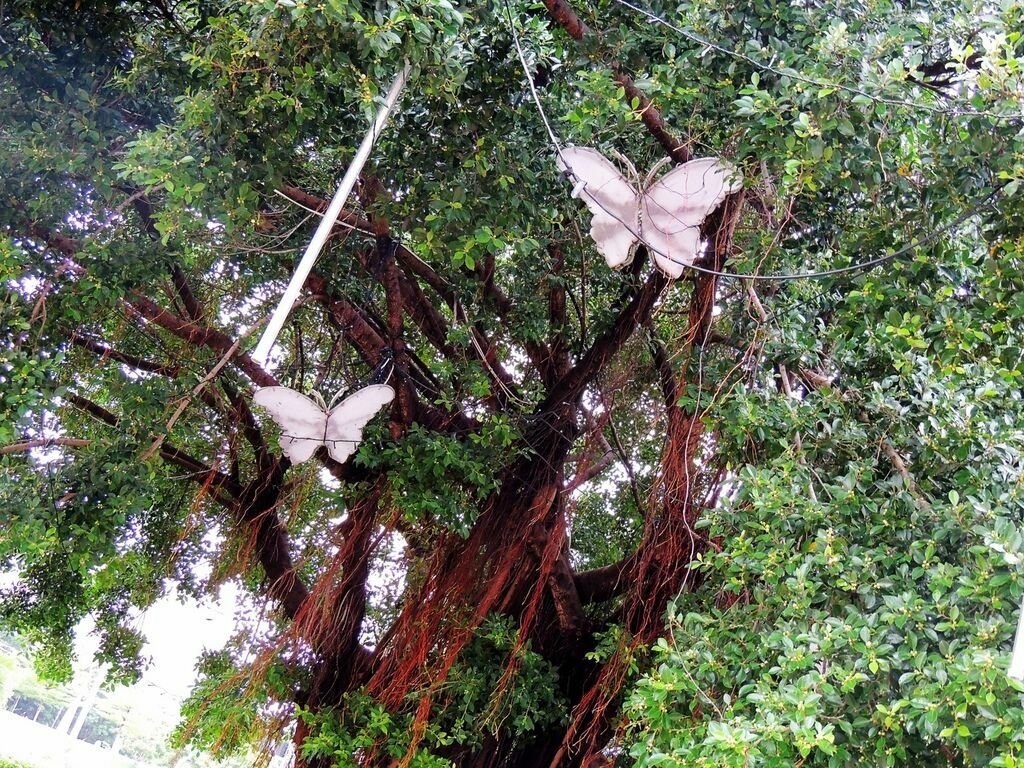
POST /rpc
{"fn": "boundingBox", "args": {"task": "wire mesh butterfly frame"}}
[556,145,742,279]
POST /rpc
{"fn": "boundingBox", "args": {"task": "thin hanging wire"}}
[612,0,1024,123]
[505,0,564,156]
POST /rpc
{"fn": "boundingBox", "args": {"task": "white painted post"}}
[252,61,411,367]
[1009,595,1024,680]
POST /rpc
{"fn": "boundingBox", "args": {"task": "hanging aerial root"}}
[484,494,570,729]
[361,417,573,765]
[287,480,390,694]
[547,633,642,768]
[687,193,744,345]
[553,371,723,765]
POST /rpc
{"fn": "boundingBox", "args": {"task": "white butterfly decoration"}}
[252,384,395,465]
[556,146,743,279]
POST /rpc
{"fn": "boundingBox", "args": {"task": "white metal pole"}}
[252,61,411,367]
[1010,594,1024,680]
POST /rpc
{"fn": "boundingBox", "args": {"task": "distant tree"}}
[2,0,1023,766]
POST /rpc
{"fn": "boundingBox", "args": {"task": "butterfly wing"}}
[324,384,395,464]
[641,158,742,279]
[556,146,641,269]
[253,386,328,465]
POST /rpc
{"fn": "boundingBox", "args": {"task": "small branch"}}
[64,392,241,499]
[468,321,526,409]
[856,413,927,509]
[21,222,256,390]
[140,337,242,460]
[0,438,91,455]
[70,334,181,377]
[746,282,817,501]
[391,245,531,403]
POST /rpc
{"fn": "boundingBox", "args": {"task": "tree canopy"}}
[2,0,1024,766]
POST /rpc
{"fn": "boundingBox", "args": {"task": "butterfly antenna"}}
[310,390,329,410]
[643,156,673,189]
[327,386,351,411]
[609,148,641,186]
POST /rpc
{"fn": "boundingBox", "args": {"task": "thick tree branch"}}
[540,270,668,410]
[170,263,206,322]
[548,550,588,647]
[220,379,272,469]
[689,193,744,345]
[279,184,550,395]
[612,67,692,164]
[120,186,206,321]
[28,223,78,257]
[541,0,590,39]
[389,256,462,361]
[66,393,308,619]
[237,463,310,620]
[908,50,983,93]
[574,558,630,604]
[547,244,572,385]
[304,272,476,435]
[565,449,615,492]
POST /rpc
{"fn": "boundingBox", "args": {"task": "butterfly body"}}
[556,146,742,279]
[253,384,395,465]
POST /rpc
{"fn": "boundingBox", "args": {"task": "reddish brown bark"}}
[279,184,534,407]
[17,45,747,756]
[612,68,692,164]
[126,294,277,387]
[540,0,590,39]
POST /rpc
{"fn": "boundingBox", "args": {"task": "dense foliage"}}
[1,0,1023,766]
